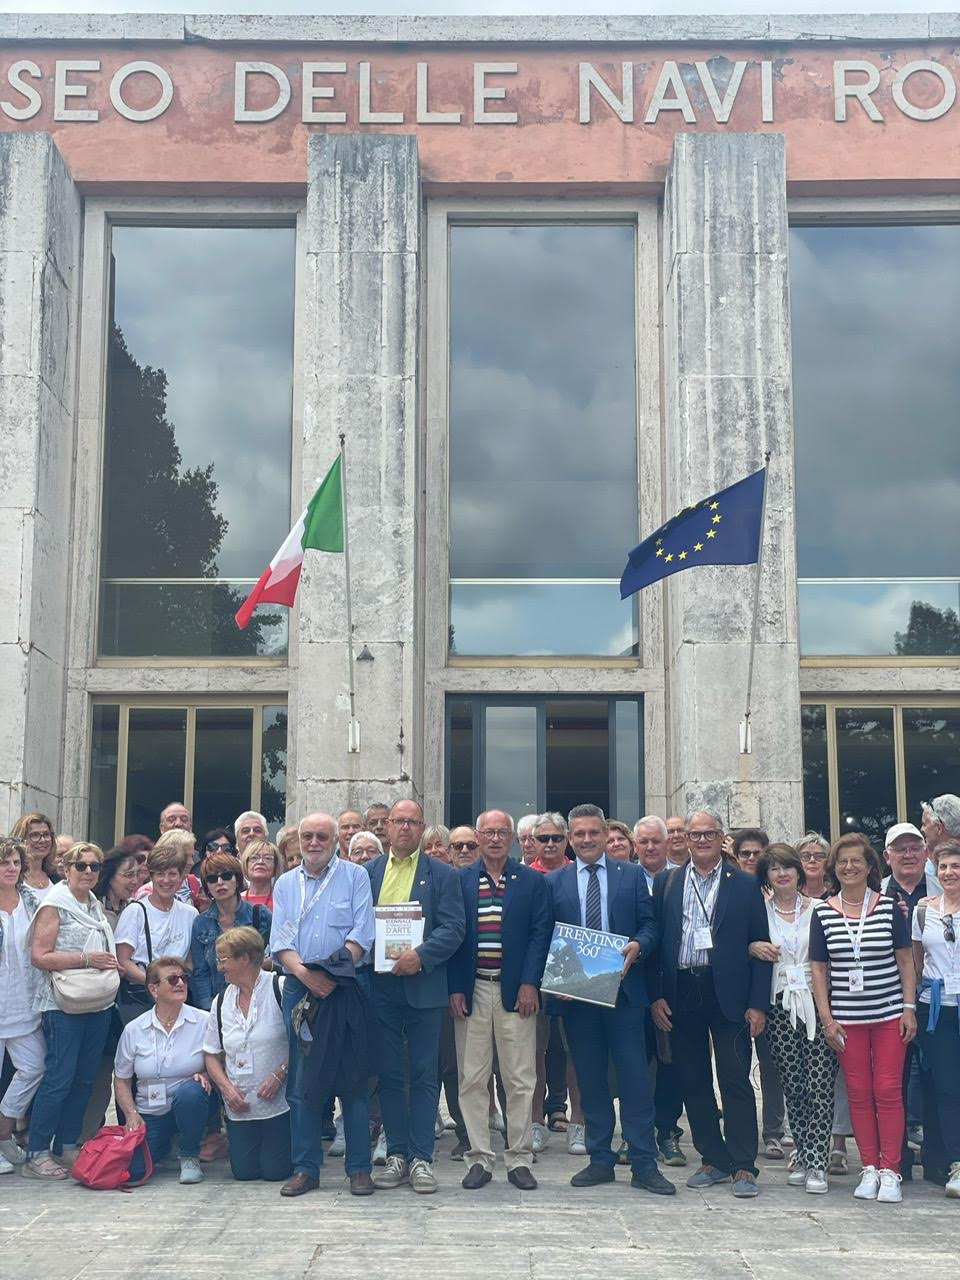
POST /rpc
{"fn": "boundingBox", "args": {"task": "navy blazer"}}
[447,860,552,1014]
[649,862,772,1022]
[366,851,466,1009]
[546,858,659,1008]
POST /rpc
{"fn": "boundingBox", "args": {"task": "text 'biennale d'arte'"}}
[1,56,958,126]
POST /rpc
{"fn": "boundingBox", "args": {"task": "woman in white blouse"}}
[115,845,197,1022]
[749,844,838,1194]
[114,956,211,1184]
[203,926,291,1182]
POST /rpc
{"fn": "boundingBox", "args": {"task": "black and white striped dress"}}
[809,895,911,1024]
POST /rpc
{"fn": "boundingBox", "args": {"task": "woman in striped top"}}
[809,833,916,1204]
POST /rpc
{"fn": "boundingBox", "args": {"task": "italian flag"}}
[235,455,344,629]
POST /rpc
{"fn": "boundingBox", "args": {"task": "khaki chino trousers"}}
[454,978,537,1173]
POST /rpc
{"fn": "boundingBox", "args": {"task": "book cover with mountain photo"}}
[540,923,630,1008]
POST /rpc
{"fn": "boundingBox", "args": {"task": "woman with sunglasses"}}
[190,852,271,1011]
[115,845,198,1024]
[912,838,960,1199]
[25,842,119,1179]
[114,956,211,1184]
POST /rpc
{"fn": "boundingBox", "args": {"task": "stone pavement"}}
[3,1127,958,1280]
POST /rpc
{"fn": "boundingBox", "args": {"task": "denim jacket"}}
[190,899,272,1010]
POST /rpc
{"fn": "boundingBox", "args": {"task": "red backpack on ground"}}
[71,1125,153,1190]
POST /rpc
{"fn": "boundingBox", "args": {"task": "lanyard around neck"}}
[839,892,871,962]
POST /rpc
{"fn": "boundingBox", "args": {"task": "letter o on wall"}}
[892,60,956,121]
[109,61,174,122]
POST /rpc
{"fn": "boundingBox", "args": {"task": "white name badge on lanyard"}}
[147,1082,167,1107]
[693,926,713,951]
[848,968,865,993]
[840,893,871,995]
[234,1052,255,1081]
[785,964,809,991]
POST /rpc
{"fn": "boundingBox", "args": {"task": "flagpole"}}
[740,451,771,755]
[339,432,360,754]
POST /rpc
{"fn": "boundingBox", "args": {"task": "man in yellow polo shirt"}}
[367,799,465,1195]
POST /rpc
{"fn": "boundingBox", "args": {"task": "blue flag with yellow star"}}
[619,468,767,599]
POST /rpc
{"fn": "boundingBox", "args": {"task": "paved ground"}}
[3,1124,958,1280]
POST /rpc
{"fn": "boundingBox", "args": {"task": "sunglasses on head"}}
[204,870,238,885]
[536,834,565,844]
[73,860,102,873]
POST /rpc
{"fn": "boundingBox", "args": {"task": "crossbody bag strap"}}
[138,900,153,963]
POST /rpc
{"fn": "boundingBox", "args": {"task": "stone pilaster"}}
[0,134,81,830]
[662,132,804,838]
[292,133,420,817]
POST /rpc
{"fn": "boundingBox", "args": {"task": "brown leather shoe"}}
[350,1172,376,1196]
[280,1172,320,1197]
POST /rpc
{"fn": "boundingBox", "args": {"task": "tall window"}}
[98,225,295,658]
[448,224,639,657]
[791,224,960,657]
[88,700,287,848]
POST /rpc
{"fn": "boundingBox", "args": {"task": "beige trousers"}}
[455,978,537,1172]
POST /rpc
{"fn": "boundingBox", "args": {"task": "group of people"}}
[1,793,958,1209]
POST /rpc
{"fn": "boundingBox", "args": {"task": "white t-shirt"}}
[114,1005,207,1115]
[0,899,41,1037]
[912,900,959,1008]
[203,970,289,1122]
[115,898,197,966]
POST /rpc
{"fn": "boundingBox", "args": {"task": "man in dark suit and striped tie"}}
[545,804,675,1196]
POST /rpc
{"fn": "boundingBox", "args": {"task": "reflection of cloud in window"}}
[451,583,635,656]
[799,582,960,656]
[791,225,960,579]
[112,226,295,576]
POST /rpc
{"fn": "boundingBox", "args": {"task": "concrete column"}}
[0,135,81,831]
[293,133,420,818]
[662,132,804,838]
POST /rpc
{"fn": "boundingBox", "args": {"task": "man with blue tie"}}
[546,804,675,1195]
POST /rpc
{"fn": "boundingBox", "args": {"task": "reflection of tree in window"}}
[260,708,288,829]
[801,704,829,836]
[100,323,278,655]
[836,707,897,847]
[895,602,960,657]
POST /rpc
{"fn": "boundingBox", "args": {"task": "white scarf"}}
[26,881,116,951]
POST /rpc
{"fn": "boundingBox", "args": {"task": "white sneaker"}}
[372,1131,388,1166]
[409,1158,438,1194]
[805,1169,828,1194]
[567,1123,586,1156]
[0,1152,14,1175]
[0,1139,26,1166]
[945,1161,960,1198]
[788,1165,807,1187]
[435,1112,445,1140]
[531,1122,548,1154]
[877,1168,902,1203]
[853,1165,880,1200]
[179,1156,203,1185]
[329,1115,345,1157]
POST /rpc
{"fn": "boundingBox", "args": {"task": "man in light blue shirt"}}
[270,812,375,1197]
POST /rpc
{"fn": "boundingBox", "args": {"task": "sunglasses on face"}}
[536,834,565,845]
[206,841,233,852]
[73,860,102,873]
[451,841,479,852]
[204,870,238,885]
[157,974,187,987]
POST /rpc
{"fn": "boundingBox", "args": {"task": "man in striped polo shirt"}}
[448,811,553,1190]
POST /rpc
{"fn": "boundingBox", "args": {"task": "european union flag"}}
[620,468,767,600]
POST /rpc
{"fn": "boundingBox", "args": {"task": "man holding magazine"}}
[545,804,675,1196]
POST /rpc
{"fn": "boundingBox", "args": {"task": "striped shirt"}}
[476,869,506,977]
[809,895,911,1024]
[679,860,723,969]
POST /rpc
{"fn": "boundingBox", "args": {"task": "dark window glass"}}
[545,699,609,817]
[193,708,253,840]
[99,226,295,658]
[88,704,119,849]
[261,704,288,832]
[484,705,539,820]
[903,707,960,822]
[613,699,642,827]
[835,706,897,848]
[448,224,639,656]
[791,225,960,656]
[801,703,830,838]
[447,700,474,829]
[124,708,187,837]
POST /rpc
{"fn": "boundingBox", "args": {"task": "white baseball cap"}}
[884,822,924,849]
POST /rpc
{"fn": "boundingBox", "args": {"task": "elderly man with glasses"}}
[650,809,772,1199]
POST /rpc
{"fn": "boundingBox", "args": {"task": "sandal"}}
[764,1137,785,1160]
[547,1113,568,1133]
[22,1154,68,1180]
[828,1149,848,1175]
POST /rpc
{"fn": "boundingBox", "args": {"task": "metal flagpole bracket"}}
[741,451,771,756]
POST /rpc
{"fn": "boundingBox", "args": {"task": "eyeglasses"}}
[27,831,52,843]
[73,860,102,873]
[205,840,233,852]
[689,831,721,842]
[478,829,512,840]
[388,818,424,828]
[204,871,237,885]
[800,851,827,863]
[451,841,479,852]
[536,834,565,845]
[944,914,956,945]
[157,974,187,987]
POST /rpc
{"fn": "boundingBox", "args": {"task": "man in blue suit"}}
[546,804,675,1196]
[650,809,772,1199]
[367,799,466,1195]
[448,811,552,1191]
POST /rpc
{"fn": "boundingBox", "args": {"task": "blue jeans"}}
[29,1008,112,1156]
[371,979,442,1163]
[282,975,371,1178]
[129,1079,209,1180]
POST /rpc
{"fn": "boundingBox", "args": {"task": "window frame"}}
[788,195,960,668]
[89,694,288,846]
[72,196,306,673]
